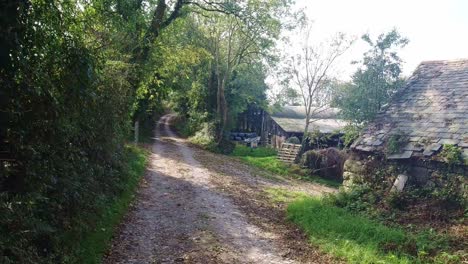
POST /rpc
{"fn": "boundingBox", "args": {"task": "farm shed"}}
[236,105,347,148]
[345,59,468,191]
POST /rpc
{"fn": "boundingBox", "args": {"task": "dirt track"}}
[104,114,338,264]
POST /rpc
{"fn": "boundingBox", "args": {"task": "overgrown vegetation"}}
[341,124,362,147]
[264,185,464,264]
[386,132,409,154]
[288,196,462,264]
[0,144,148,263]
[303,129,342,150]
[440,144,464,165]
[322,176,467,260]
[231,145,340,187]
[75,146,149,263]
[300,148,347,181]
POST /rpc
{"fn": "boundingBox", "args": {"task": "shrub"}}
[300,148,347,181]
[386,131,408,154]
[0,6,136,261]
[189,122,217,148]
[430,172,467,209]
[440,144,464,166]
[173,112,210,138]
[189,123,237,154]
[286,136,301,144]
[217,138,236,154]
[300,150,322,170]
[341,124,361,147]
[323,184,374,212]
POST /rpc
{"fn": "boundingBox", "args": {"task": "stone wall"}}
[343,152,468,203]
[343,157,366,189]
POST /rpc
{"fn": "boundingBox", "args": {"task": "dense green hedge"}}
[0,1,138,263]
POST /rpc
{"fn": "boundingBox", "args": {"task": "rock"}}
[387,151,413,160]
[391,174,408,192]
[343,171,355,180]
[344,159,365,174]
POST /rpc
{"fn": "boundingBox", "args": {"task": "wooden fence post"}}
[134,120,139,144]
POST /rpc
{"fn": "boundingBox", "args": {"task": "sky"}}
[287,0,468,79]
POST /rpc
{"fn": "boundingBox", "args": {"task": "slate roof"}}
[351,59,468,161]
[271,106,347,133]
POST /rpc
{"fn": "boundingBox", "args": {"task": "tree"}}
[196,0,295,142]
[333,29,408,123]
[123,0,294,142]
[286,25,353,142]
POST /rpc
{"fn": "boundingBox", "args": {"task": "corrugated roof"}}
[271,106,340,119]
[352,59,468,161]
[271,117,347,133]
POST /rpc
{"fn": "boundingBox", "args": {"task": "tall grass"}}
[287,197,461,264]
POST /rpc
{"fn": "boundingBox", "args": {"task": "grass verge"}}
[76,145,149,263]
[231,145,340,188]
[286,196,462,264]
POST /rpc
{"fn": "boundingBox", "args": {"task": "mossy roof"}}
[352,59,468,162]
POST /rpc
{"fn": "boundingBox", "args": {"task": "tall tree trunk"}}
[297,116,311,163]
[216,73,229,143]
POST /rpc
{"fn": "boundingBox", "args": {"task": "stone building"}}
[344,59,468,191]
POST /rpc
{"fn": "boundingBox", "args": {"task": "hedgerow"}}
[0,2,137,262]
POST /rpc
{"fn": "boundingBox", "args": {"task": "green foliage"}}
[75,145,149,263]
[333,29,408,123]
[387,132,409,154]
[0,1,142,262]
[300,150,322,170]
[231,145,277,157]
[385,191,410,210]
[323,184,376,212]
[430,172,467,208]
[0,0,300,263]
[342,124,362,147]
[285,136,301,144]
[288,197,412,264]
[226,64,270,130]
[440,144,464,165]
[189,122,218,150]
[321,178,466,262]
[231,146,340,187]
[265,187,308,203]
[288,197,461,264]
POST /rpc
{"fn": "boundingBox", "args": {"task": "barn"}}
[235,105,347,148]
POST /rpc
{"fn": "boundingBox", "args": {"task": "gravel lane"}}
[104,114,337,264]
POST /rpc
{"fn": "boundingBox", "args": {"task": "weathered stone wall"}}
[343,152,468,203]
[343,157,366,189]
